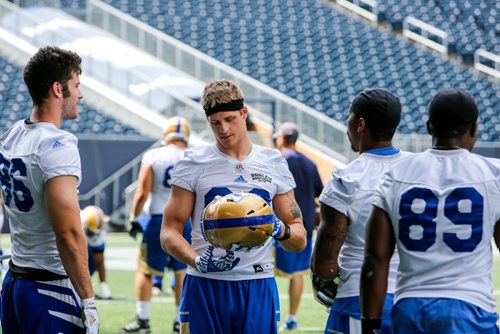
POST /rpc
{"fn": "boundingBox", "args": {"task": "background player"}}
[81,205,112,300]
[160,79,307,334]
[273,122,323,331]
[311,88,409,333]
[0,46,98,333]
[360,88,500,333]
[121,116,192,334]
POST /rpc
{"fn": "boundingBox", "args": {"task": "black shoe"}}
[120,317,151,334]
[172,321,180,334]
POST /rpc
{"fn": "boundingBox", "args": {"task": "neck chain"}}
[432,146,461,150]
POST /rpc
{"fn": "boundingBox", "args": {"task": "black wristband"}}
[274,223,291,241]
[361,317,382,334]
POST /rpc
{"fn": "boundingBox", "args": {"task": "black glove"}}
[361,317,382,334]
[128,220,143,240]
[311,273,340,308]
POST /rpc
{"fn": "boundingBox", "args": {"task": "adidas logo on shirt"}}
[51,140,65,149]
[233,175,247,183]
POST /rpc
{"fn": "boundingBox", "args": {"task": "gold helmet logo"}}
[202,193,274,249]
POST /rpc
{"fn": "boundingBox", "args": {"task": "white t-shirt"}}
[141,144,186,215]
[373,148,500,312]
[170,143,295,281]
[0,120,81,275]
[320,149,411,298]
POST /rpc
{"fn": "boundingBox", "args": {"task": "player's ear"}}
[357,117,366,133]
[426,120,432,136]
[51,82,63,98]
[469,121,478,139]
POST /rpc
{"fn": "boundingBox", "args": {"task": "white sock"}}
[136,301,151,320]
[288,314,297,322]
[99,282,112,299]
[175,306,180,322]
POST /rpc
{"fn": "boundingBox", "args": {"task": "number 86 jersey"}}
[373,148,500,312]
[0,120,81,276]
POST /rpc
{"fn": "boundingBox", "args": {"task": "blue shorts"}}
[87,244,105,276]
[327,294,394,333]
[138,215,191,275]
[180,274,280,334]
[274,237,312,277]
[1,270,85,334]
[392,297,499,334]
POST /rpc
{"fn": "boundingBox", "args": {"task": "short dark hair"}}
[350,88,402,141]
[23,46,82,106]
[428,88,478,137]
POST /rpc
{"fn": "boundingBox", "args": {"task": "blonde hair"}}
[201,79,244,111]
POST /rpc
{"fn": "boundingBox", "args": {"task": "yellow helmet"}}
[81,205,108,232]
[164,116,190,143]
[201,193,274,249]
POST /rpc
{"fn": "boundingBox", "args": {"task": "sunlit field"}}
[2,233,500,334]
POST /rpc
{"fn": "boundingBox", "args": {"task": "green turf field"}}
[2,233,500,334]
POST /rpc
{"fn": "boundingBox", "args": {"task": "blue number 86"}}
[399,187,483,252]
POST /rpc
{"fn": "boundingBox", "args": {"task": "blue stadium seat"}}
[0,55,141,136]
[97,0,498,141]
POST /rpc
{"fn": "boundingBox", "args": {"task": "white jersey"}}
[170,143,295,281]
[0,120,81,275]
[86,230,106,248]
[373,148,500,312]
[142,144,186,215]
[320,149,411,298]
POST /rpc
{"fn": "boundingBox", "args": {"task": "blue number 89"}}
[399,187,483,252]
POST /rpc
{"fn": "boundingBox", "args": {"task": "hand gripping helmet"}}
[81,205,108,233]
[201,193,275,249]
[163,116,190,143]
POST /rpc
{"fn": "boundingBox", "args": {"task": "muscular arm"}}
[310,203,348,279]
[360,206,395,319]
[45,176,94,299]
[130,164,153,217]
[272,190,306,252]
[160,185,198,267]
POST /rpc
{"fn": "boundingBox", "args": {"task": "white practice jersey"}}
[320,149,411,298]
[373,149,500,312]
[0,120,81,275]
[142,144,185,215]
[86,230,106,248]
[170,143,295,281]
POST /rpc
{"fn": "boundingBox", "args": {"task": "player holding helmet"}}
[361,88,500,333]
[160,79,306,334]
[81,205,112,300]
[121,116,192,334]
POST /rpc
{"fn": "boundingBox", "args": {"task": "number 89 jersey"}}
[0,120,81,275]
[373,148,500,312]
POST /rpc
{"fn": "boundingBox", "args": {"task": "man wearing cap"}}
[121,116,192,334]
[311,88,410,334]
[273,122,323,331]
[160,79,307,334]
[360,88,500,333]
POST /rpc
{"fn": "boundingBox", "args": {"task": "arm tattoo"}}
[287,193,302,220]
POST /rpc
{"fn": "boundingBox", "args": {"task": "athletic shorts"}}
[1,270,85,334]
[138,215,192,275]
[180,274,280,334]
[392,297,499,334]
[87,244,105,276]
[274,237,312,277]
[326,294,394,334]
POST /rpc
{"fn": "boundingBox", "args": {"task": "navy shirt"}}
[282,149,323,237]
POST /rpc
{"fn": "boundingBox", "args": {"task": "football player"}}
[160,79,307,334]
[81,205,112,300]
[311,88,409,334]
[360,88,500,333]
[0,46,98,333]
[121,116,192,334]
